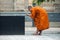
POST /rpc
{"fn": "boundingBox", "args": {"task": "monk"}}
[26,6,49,35]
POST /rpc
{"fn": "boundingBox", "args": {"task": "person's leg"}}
[38,30,42,35]
[33,29,39,35]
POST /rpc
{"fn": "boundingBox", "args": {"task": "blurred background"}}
[0,0,60,12]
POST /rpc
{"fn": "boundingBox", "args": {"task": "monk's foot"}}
[38,33,42,35]
[32,32,42,35]
[33,33,38,35]
[32,33,39,35]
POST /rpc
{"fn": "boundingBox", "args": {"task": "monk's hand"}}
[26,14,30,16]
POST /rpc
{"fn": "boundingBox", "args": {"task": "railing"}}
[0,12,60,22]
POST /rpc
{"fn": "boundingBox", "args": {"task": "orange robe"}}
[30,6,49,30]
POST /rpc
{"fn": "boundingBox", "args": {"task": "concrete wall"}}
[0,0,60,12]
[0,0,14,12]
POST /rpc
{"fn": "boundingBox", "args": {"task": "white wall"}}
[0,0,14,12]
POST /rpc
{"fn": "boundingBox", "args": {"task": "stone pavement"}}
[0,35,56,40]
[25,27,60,40]
[0,27,60,40]
[25,27,60,34]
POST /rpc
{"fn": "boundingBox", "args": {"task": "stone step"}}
[25,22,60,28]
[25,27,60,34]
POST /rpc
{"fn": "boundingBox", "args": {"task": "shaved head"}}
[28,6,32,8]
[28,6,32,11]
